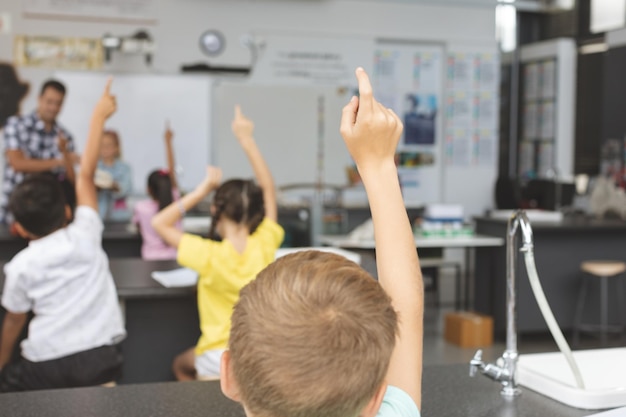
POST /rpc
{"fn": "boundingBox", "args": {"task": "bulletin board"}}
[372,42,445,206]
[53,71,212,193]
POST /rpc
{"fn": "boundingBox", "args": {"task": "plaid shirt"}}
[2,111,74,223]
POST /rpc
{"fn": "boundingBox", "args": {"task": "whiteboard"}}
[213,81,352,187]
[53,71,212,193]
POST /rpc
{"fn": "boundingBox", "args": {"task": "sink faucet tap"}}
[469,211,533,397]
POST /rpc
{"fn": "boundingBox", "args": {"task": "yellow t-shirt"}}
[177,218,284,354]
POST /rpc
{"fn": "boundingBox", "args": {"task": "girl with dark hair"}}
[152,106,284,381]
[132,123,181,260]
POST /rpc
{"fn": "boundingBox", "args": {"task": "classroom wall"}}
[0,0,495,82]
[0,0,497,217]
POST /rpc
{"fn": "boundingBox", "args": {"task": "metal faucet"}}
[469,211,534,397]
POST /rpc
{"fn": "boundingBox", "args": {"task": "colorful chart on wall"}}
[372,42,444,205]
[444,49,499,168]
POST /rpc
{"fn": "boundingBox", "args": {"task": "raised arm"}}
[339,68,423,408]
[152,166,222,248]
[58,133,75,184]
[77,79,117,210]
[231,106,277,222]
[164,122,178,190]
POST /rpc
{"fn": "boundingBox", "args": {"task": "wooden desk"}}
[0,364,595,416]
[319,234,504,310]
[0,259,200,384]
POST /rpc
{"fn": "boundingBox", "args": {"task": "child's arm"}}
[76,79,117,210]
[152,166,222,248]
[231,106,277,222]
[164,122,178,190]
[0,311,28,369]
[58,133,75,184]
[340,68,423,408]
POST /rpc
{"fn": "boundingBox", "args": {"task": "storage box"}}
[444,312,493,348]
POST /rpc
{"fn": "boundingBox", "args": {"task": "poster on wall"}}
[445,49,499,167]
[14,35,103,70]
[403,93,437,146]
[372,43,444,205]
[250,34,375,86]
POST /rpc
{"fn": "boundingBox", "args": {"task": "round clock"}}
[199,30,225,57]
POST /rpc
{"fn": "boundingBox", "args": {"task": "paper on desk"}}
[151,268,198,288]
[586,406,626,417]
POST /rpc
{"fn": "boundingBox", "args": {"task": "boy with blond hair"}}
[219,67,424,417]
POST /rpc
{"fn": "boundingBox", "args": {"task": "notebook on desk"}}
[151,268,198,288]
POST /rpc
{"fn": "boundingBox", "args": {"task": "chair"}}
[572,260,626,347]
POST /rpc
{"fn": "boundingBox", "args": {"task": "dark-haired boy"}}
[0,79,125,392]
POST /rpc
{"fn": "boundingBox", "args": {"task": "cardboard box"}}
[444,312,493,348]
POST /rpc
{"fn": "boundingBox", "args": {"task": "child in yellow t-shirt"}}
[152,105,284,380]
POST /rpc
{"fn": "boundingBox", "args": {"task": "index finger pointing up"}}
[234,104,242,119]
[355,67,373,113]
[104,77,113,95]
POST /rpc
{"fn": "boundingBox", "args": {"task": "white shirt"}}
[2,206,126,362]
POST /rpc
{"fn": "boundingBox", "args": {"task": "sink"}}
[517,348,626,410]
[489,209,563,223]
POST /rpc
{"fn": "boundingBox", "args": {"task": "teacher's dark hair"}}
[40,79,66,96]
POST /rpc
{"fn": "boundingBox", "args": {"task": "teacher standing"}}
[1,79,76,224]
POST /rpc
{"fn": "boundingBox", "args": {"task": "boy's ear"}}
[13,222,30,239]
[359,382,387,417]
[65,205,72,221]
[210,204,216,216]
[220,350,241,403]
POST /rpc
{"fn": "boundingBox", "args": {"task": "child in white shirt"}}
[0,79,126,392]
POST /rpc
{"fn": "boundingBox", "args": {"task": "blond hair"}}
[229,251,398,417]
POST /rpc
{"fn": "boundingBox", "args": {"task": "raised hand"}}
[57,132,69,153]
[339,67,403,172]
[231,105,255,149]
[196,166,222,196]
[94,78,116,120]
[165,120,174,143]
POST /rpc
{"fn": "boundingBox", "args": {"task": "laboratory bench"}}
[0,364,597,416]
[474,215,626,335]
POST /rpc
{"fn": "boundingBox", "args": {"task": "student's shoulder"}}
[134,199,156,214]
[377,386,421,417]
[69,205,104,234]
[5,246,38,278]
[252,217,285,245]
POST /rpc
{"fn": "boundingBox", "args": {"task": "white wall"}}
[0,0,497,217]
[1,0,495,74]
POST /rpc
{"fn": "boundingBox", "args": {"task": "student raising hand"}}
[197,166,223,196]
[93,78,116,121]
[340,68,403,173]
[340,67,424,409]
[231,105,255,148]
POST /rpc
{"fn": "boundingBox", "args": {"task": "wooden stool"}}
[573,261,626,347]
